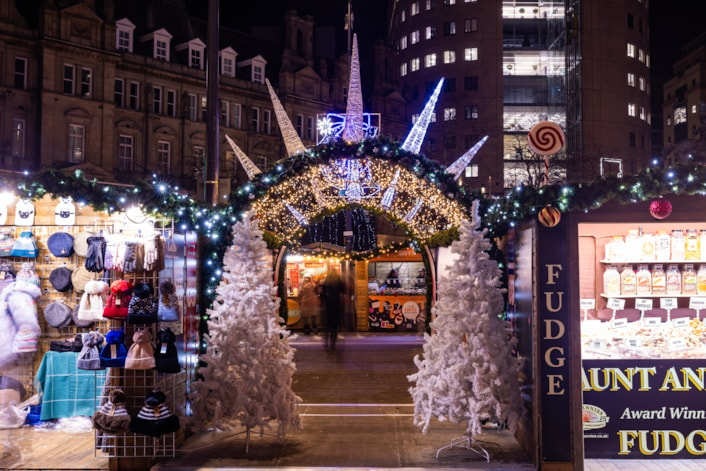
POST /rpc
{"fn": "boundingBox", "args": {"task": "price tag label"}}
[643,317,661,328]
[635,298,653,310]
[589,340,605,350]
[668,338,687,351]
[611,318,629,329]
[624,337,642,348]
[690,297,706,310]
[607,298,625,310]
[660,298,678,309]
[580,298,596,310]
[672,317,690,329]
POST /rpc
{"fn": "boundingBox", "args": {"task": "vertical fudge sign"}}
[537,221,572,461]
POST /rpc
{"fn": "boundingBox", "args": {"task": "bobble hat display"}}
[102,280,133,319]
[99,330,127,368]
[127,282,158,324]
[124,329,155,370]
[76,331,105,370]
[155,328,180,373]
[129,389,179,437]
[77,280,109,322]
[92,389,131,434]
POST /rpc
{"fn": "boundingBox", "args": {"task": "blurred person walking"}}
[321,269,345,351]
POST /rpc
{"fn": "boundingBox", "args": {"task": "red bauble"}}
[649,199,672,220]
[538,206,561,227]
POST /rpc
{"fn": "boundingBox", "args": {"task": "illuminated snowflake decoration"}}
[319,158,381,202]
[316,113,380,145]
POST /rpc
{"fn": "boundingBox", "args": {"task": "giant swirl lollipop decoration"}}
[528,121,565,185]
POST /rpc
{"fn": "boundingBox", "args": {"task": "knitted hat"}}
[124,329,155,370]
[103,280,133,319]
[71,303,94,328]
[77,280,109,322]
[49,266,73,292]
[92,389,130,434]
[43,301,72,328]
[76,331,105,370]
[99,330,128,368]
[155,328,180,373]
[128,282,158,325]
[47,232,74,257]
[71,266,101,294]
[129,389,179,437]
[73,231,94,257]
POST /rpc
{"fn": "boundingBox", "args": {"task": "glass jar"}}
[666,264,682,295]
[686,229,700,260]
[671,230,685,260]
[620,265,636,295]
[603,265,621,296]
[640,232,656,261]
[625,230,641,260]
[683,264,697,295]
[605,236,625,261]
[651,264,666,295]
[698,265,706,295]
[636,264,652,295]
[655,231,671,260]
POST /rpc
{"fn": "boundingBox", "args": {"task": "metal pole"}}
[205,0,220,204]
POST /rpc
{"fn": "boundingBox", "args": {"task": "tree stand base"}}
[435,435,490,462]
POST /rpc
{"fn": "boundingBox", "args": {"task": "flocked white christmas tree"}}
[408,208,522,459]
[189,211,301,449]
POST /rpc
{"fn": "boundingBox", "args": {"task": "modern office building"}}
[387,0,653,190]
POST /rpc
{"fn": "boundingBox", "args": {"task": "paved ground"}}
[151,333,534,470]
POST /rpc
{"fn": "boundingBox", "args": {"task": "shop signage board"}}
[537,220,573,462]
[583,359,706,458]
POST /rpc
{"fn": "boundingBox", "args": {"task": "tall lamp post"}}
[205,0,220,204]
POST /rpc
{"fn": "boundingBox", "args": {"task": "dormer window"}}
[220,47,237,78]
[140,28,172,62]
[176,38,206,70]
[116,18,135,52]
[237,55,267,84]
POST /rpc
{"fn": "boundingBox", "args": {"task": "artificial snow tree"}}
[189,211,301,450]
[408,212,522,460]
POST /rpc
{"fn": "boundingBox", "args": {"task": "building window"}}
[400,9,406,22]
[443,50,456,63]
[118,134,134,171]
[443,21,456,35]
[411,30,420,44]
[464,76,478,90]
[638,49,645,63]
[445,135,456,149]
[629,132,636,147]
[11,118,25,158]
[252,107,260,133]
[627,43,635,58]
[156,39,168,60]
[116,18,135,52]
[443,0,456,4]
[193,146,205,175]
[464,18,477,33]
[444,78,456,92]
[114,79,124,107]
[129,82,139,110]
[443,107,456,121]
[188,94,197,121]
[152,86,162,114]
[157,140,171,174]
[627,73,635,87]
[79,68,92,98]
[306,116,314,140]
[639,106,646,121]
[264,110,272,134]
[425,26,436,39]
[63,64,75,95]
[465,164,478,178]
[253,65,264,84]
[166,89,176,117]
[14,57,27,89]
[627,14,634,29]
[639,76,646,91]
[232,103,242,128]
[411,1,420,15]
[190,48,202,68]
[400,62,408,76]
[220,100,230,127]
[257,156,267,170]
[411,57,420,71]
[117,30,131,51]
[464,104,478,119]
[68,124,85,163]
[464,47,478,61]
[221,51,235,77]
[296,114,303,137]
[201,96,207,121]
[425,0,434,10]
[400,36,408,50]
[628,103,636,117]
[424,53,437,68]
